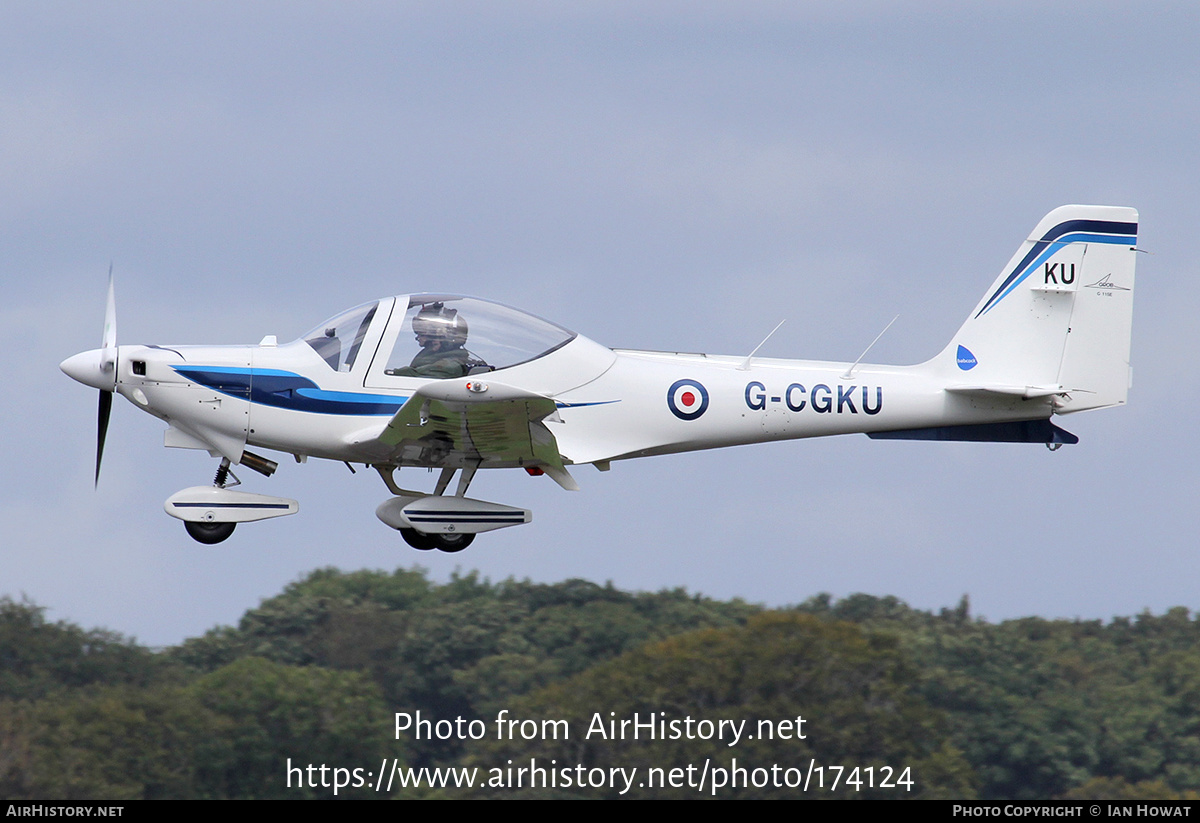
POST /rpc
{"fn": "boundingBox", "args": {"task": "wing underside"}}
[375,382,577,488]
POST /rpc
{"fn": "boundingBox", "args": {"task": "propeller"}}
[96,268,117,485]
[60,267,121,486]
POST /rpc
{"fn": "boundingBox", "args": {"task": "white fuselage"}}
[100,325,1042,474]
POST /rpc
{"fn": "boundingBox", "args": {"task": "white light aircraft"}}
[62,205,1138,551]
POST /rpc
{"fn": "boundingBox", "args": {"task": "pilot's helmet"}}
[412,303,468,346]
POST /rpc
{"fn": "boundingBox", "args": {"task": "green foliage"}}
[794,594,1200,799]
[8,570,1200,799]
[170,567,438,669]
[167,568,757,766]
[0,685,211,799]
[920,613,1200,799]
[190,657,393,799]
[464,612,974,799]
[0,598,158,700]
[0,659,392,800]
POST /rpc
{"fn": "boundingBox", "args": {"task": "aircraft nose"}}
[60,349,111,390]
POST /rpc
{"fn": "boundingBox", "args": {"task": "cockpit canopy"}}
[303,301,378,372]
[302,294,577,376]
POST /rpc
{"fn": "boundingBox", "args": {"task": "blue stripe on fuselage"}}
[171,366,620,416]
[171,366,406,416]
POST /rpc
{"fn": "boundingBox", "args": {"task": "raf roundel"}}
[667,379,709,421]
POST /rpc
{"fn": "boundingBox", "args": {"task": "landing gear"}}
[167,456,299,544]
[375,463,527,553]
[399,528,475,553]
[184,520,236,545]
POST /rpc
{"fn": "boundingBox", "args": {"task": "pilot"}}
[388,303,473,379]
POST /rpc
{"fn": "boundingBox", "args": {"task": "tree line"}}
[0,568,1196,799]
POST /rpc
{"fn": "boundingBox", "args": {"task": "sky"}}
[5,1,1199,647]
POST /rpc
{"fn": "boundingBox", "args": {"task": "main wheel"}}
[432,532,475,553]
[185,520,236,545]
[400,528,439,551]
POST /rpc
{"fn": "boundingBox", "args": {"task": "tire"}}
[400,528,439,551]
[185,520,236,545]
[433,532,475,553]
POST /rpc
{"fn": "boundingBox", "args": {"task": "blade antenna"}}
[738,319,787,371]
[842,315,898,379]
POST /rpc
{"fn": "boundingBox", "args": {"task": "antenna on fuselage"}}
[738,319,787,371]
[842,314,899,379]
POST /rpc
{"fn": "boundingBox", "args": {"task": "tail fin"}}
[937,205,1138,413]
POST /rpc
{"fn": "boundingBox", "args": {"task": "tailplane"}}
[936,205,1138,413]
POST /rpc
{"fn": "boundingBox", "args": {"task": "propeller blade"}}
[96,388,112,487]
[99,266,117,390]
[96,268,116,486]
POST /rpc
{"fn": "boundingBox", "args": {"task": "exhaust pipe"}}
[240,450,278,477]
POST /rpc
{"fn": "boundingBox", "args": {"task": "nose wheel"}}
[167,458,299,544]
[185,520,237,545]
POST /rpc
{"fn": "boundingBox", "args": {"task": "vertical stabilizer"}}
[937,205,1138,413]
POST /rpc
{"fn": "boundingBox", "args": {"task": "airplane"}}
[61,205,1138,552]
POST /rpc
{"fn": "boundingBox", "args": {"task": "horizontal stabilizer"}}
[868,419,1078,444]
[946,385,1064,399]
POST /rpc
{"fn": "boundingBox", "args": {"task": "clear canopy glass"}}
[302,300,379,372]
[384,295,576,377]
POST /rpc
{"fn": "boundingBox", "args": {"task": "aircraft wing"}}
[376,380,578,489]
